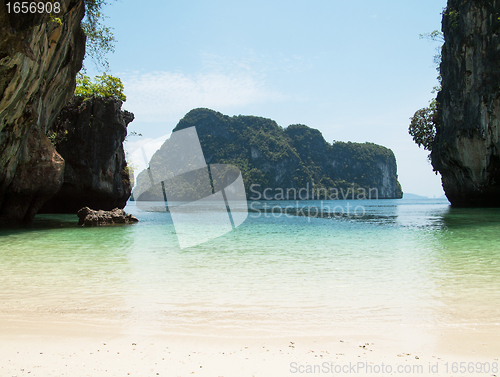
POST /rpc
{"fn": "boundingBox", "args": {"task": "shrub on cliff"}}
[409,27,444,155]
[75,72,126,101]
[408,99,438,153]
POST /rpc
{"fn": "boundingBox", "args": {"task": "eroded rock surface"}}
[0,0,86,224]
[40,96,134,213]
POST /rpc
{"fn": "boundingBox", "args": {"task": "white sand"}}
[1,317,498,377]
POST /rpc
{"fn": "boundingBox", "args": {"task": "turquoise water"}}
[1,198,500,337]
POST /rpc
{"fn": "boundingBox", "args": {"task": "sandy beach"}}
[1,314,499,377]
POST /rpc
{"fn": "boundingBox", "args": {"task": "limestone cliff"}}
[432,0,500,206]
[0,0,86,224]
[134,108,402,201]
[40,96,133,213]
[285,124,402,199]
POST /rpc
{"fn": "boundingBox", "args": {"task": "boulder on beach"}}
[77,207,138,227]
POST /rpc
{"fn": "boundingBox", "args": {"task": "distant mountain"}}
[403,193,429,199]
[134,108,403,201]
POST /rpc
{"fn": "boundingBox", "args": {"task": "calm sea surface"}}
[1,198,500,337]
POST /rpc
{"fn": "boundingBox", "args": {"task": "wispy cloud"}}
[121,71,288,123]
[201,51,316,76]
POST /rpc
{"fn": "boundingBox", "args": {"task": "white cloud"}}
[122,71,288,123]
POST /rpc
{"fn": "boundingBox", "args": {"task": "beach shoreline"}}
[1,316,498,377]
[2,201,499,376]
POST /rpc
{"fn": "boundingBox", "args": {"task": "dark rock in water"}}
[40,96,134,213]
[0,1,86,225]
[432,0,500,207]
[77,207,138,226]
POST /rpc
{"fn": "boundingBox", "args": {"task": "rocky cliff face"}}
[286,125,402,199]
[0,0,86,224]
[432,0,500,206]
[134,108,402,201]
[40,96,134,213]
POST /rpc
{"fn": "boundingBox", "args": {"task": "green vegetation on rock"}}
[75,72,126,101]
[410,24,445,155]
[409,99,438,153]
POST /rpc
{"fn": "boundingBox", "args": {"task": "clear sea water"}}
[1,198,500,338]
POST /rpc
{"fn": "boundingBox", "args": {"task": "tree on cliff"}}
[408,28,444,154]
[82,0,116,70]
[74,1,125,100]
[408,99,438,153]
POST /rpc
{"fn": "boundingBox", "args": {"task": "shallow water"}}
[1,198,499,337]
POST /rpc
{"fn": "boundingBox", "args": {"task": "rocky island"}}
[134,108,403,201]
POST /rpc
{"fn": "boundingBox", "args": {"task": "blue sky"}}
[85,0,447,197]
